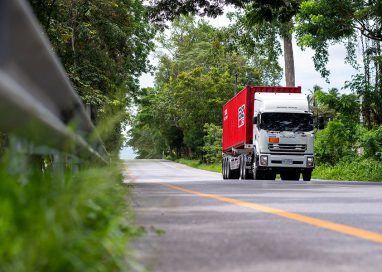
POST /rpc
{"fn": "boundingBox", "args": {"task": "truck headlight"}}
[259,155,268,166]
[307,157,314,167]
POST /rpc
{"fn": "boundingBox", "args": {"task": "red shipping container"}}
[222,86,301,152]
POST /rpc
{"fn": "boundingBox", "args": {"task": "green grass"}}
[0,158,143,272]
[176,158,382,182]
[312,159,382,181]
[176,159,221,173]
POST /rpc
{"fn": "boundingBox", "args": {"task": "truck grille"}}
[268,144,307,153]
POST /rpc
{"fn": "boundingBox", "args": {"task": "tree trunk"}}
[282,27,295,87]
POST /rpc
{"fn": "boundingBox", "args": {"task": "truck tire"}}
[225,158,231,179]
[239,155,244,179]
[240,155,253,180]
[302,170,312,181]
[225,157,240,179]
[227,162,232,179]
[232,168,240,179]
[222,158,227,179]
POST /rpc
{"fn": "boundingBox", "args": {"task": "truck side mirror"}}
[318,116,325,130]
[253,116,257,124]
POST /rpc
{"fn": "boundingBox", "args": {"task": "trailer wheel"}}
[302,170,312,181]
[223,158,228,179]
[226,157,238,179]
[232,168,240,179]
[240,155,245,179]
[239,155,244,179]
[222,158,226,179]
[240,155,252,180]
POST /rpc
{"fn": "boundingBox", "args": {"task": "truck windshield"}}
[260,113,313,132]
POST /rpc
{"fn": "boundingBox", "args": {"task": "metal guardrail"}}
[0,0,108,164]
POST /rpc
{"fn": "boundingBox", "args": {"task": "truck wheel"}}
[222,158,227,179]
[240,155,253,180]
[226,158,238,179]
[222,159,225,179]
[302,170,312,181]
[239,155,244,179]
[226,158,232,179]
[233,168,240,179]
[225,158,231,179]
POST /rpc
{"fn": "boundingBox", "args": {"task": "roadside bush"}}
[202,123,222,164]
[360,125,382,160]
[313,158,382,181]
[315,118,361,165]
[0,158,141,272]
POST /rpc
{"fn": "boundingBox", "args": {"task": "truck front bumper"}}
[257,154,314,169]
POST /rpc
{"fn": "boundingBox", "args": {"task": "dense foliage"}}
[296,0,382,127]
[129,2,382,181]
[129,17,282,159]
[149,0,302,86]
[0,155,142,271]
[0,2,154,271]
[29,0,155,152]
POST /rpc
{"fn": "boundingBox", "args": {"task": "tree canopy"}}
[30,0,155,152]
[129,17,281,159]
[149,0,302,86]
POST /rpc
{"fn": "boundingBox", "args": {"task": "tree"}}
[202,123,222,163]
[223,13,283,85]
[313,87,361,164]
[30,0,155,152]
[243,1,301,86]
[129,17,278,158]
[149,0,301,86]
[296,0,382,125]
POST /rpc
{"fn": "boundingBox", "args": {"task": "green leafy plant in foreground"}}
[0,158,142,272]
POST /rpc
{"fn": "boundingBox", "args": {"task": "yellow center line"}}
[160,182,382,245]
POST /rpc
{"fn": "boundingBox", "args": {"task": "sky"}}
[120,11,361,160]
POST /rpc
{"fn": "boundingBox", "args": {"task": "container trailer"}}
[222,86,314,181]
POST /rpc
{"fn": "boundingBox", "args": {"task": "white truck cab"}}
[253,92,314,181]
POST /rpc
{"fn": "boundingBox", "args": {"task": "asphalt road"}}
[126,159,382,272]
